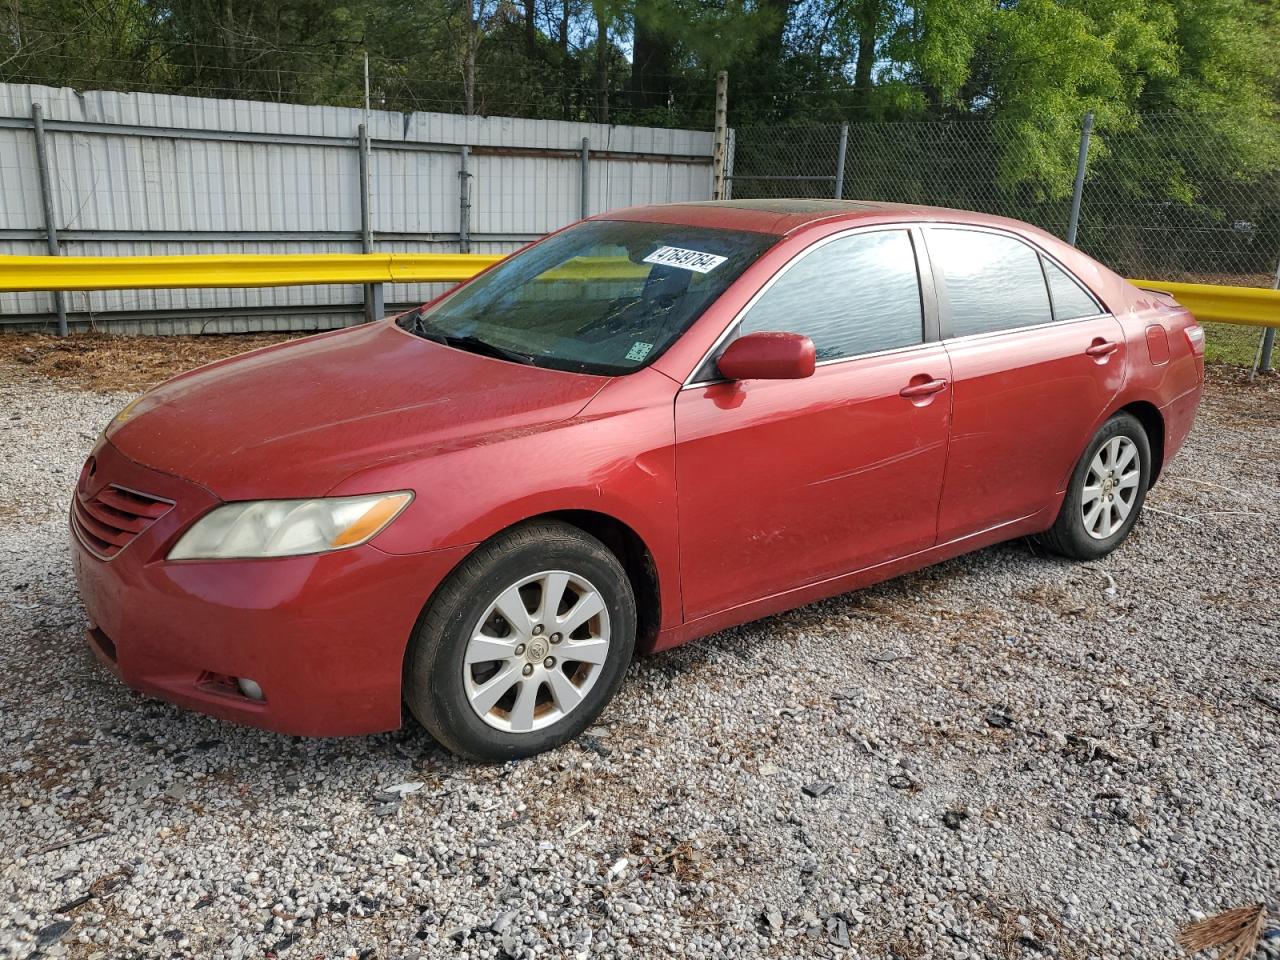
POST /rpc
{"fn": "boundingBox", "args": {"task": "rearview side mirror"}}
[716,331,817,381]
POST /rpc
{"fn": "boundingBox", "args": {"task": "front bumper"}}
[71,439,470,737]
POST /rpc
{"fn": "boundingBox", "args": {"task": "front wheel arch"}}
[402,518,637,759]
[540,510,662,654]
[399,510,663,691]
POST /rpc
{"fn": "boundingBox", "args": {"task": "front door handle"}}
[1085,339,1119,358]
[899,377,949,399]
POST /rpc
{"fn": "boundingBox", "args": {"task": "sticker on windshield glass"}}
[626,341,654,362]
[642,246,728,274]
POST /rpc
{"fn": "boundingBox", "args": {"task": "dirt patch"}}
[1169,272,1275,288]
[1201,363,1280,423]
[0,332,299,393]
[2,327,1276,398]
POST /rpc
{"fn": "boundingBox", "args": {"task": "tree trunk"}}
[595,5,609,123]
[5,0,23,49]
[462,0,477,115]
[754,0,794,59]
[523,0,537,55]
[464,44,477,115]
[559,0,571,119]
[852,0,880,112]
[221,0,240,94]
[628,0,672,110]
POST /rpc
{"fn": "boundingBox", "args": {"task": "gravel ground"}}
[1,359,1278,960]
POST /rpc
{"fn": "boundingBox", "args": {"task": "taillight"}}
[1184,324,1205,357]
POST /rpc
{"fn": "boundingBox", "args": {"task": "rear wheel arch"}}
[1039,410,1152,560]
[1116,400,1165,484]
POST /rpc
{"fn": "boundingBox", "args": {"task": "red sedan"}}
[71,200,1204,759]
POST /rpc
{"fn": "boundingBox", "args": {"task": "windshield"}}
[399,219,779,375]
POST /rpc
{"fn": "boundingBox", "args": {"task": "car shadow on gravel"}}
[2,508,1195,843]
[639,536,1042,675]
[52,537,1044,770]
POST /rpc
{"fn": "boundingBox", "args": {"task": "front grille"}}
[72,484,173,560]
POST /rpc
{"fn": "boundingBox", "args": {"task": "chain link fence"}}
[729,113,1280,289]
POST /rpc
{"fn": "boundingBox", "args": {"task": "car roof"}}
[597,198,1041,238]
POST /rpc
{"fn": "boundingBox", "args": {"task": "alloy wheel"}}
[462,570,612,733]
[1081,435,1140,539]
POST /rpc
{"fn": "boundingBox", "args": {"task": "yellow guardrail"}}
[1130,279,1279,329]
[0,254,1276,328]
[0,253,648,289]
[0,253,504,290]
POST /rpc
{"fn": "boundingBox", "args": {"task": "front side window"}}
[734,230,924,362]
[1043,259,1103,321]
[929,228,1052,337]
[399,220,778,375]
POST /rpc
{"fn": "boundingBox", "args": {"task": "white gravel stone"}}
[1,362,1278,959]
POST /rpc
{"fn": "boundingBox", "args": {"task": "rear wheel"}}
[1038,412,1151,561]
[404,521,635,760]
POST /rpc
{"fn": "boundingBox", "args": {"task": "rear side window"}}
[1043,259,1102,320]
[736,230,923,362]
[929,229,1052,337]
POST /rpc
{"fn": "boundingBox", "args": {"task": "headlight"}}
[168,492,413,560]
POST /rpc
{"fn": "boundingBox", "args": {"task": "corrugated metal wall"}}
[0,83,714,334]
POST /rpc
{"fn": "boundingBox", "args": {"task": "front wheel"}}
[1038,412,1151,561]
[404,521,636,760]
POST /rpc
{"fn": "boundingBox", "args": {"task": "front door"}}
[674,228,953,621]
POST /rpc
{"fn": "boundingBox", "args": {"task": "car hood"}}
[108,321,609,500]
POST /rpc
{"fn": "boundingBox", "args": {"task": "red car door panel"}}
[925,226,1127,543]
[675,345,952,620]
[936,318,1125,542]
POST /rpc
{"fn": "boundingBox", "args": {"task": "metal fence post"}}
[724,127,735,200]
[31,103,68,336]
[833,122,849,200]
[357,123,383,322]
[1258,255,1279,373]
[1066,111,1094,247]
[712,71,728,200]
[458,145,472,254]
[580,138,590,220]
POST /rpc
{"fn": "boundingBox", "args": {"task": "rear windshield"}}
[400,219,779,375]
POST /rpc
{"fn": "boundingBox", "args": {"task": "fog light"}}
[236,677,265,701]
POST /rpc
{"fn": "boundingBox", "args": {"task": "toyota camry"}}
[71,200,1205,759]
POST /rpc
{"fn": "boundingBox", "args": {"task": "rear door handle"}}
[899,378,949,399]
[1085,340,1119,358]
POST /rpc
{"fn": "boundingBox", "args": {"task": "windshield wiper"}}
[403,309,431,338]
[448,335,532,363]
[440,333,534,365]
[403,310,533,365]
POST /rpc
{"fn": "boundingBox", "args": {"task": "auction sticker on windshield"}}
[643,246,728,274]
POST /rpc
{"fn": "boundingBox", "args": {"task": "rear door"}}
[926,226,1126,543]
[674,227,952,620]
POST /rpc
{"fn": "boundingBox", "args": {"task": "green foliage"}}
[0,0,1275,205]
[1202,321,1265,366]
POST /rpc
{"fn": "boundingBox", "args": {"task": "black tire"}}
[404,520,636,761]
[1038,412,1152,561]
